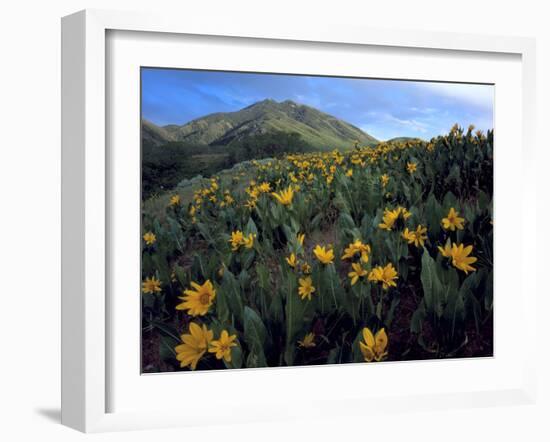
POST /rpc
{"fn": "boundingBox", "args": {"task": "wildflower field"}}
[141,124,493,372]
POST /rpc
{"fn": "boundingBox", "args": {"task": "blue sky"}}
[141,68,494,141]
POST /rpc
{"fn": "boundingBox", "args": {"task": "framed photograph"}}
[61,9,537,432]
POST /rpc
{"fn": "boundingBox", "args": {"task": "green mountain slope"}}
[144,99,378,150]
[141,119,176,146]
[386,136,425,144]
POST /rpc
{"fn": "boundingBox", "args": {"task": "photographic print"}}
[141,68,493,373]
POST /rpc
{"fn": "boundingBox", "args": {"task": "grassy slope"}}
[385,136,425,143]
[142,162,254,223]
[141,119,176,146]
[152,99,378,150]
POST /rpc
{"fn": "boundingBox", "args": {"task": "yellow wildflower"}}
[244,199,257,210]
[301,262,312,274]
[142,276,161,294]
[379,206,411,231]
[143,231,156,245]
[229,230,244,251]
[437,241,453,258]
[169,194,181,206]
[380,174,389,187]
[442,207,465,231]
[272,186,295,206]
[258,182,271,193]
[242,233,256,249]
[348,262,368,285]
[341,239,371,261]
[298,276,316,301]
[297,233,305,246]
[450,243,477,274]
[400,207,412,219]
[407,162,417,174]
[438,241,477,273]
[402,225,428,247]
[298,332,316,348]
[175,322,213,370]
[359,327,388,362]
[224,194,234,205]
[368,263,398,290]
[313,245,335,265]
[378,208,401,230]
[346,169,353,177]
[402,228,415,244]
[286,253,298,268]
[208,330,237,362]
[176,280,216,316]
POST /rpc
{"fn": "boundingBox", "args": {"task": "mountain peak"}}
[144,99,379,149]
[249,98,299,108]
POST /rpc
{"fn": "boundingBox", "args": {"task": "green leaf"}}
[224,344,243,369]
[460,273,482,333]
[339,212,356,230]
[243,306,267,348]
[152,254,170,286]
[420,249,437,312]
[159,335,178,363]
[173,265,187,287]
[243,306,268,367]
[151,320,181,342]
[351,328,365,363]
[385,297,400,328]
[245,217,259,236]
[425,193,441,236]
[410,304,426,335]
[220,270,244,325]
[268,289,284,323]
[327,347,340,364]
[484,270,494,311]
[142,293,156,309]
[283,273,302,365]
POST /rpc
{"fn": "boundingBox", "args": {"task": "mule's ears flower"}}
[176,280,216,316]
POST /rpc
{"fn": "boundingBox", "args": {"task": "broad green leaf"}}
[245,217,258,236]
[243,306,267,348]
[224,344,243,369]
[420,249,437,312]
[220,270,244,325]
[410,304,426,335]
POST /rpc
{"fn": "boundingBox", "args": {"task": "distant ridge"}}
[142,99,378,150]
[386,136,425,143]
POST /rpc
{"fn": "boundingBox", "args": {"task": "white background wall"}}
[0,0,547,440]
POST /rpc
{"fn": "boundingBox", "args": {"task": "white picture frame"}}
[61,9,537,433]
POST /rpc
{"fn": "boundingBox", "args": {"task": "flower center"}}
[199,293,211,305]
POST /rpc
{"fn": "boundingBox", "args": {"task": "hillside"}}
[143,99,378,150]
[141,119,176,146]
[386,136,425,144]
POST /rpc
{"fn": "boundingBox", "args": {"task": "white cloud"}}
[384,115,429,133]
[409,106,438,114]
[364,111,430,134]
[418,82,494,110]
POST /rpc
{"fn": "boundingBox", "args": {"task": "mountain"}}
[142,99,378,150]
[142,119,175,146]
[386,136,424,143]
